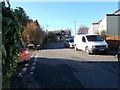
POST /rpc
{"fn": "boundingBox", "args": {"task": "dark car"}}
[64,38,74,48]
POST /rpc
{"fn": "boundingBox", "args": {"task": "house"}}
[88,23,99,34]
[88,9,120,36]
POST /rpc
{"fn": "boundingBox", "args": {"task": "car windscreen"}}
[69,39,74,42]
[86,35,104,41]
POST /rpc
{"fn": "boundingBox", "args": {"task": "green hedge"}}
[2,2,29,88]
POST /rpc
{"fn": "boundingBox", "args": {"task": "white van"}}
[74,34,108,54]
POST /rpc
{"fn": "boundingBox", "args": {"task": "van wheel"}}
[85,47,91,55]
[74,45,78,51]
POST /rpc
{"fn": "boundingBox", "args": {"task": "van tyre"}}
[74,45,78,51]
[85,47,91,55]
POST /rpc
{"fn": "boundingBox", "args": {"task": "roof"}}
[107,14,120,16]
[113,9,120,14]
[92,23,99,25]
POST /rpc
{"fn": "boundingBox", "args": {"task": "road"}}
[11,41,120,88]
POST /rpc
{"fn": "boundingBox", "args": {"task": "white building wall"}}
[88,24,99,34]
[89,10,120,36]
[98,16,107,35]
[107,16,118,36]
[88,25,93,34]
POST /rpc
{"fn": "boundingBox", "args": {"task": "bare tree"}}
[77,25,89,34]
[22,20,45,45]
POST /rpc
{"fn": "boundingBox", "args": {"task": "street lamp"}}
[46,25,49,34]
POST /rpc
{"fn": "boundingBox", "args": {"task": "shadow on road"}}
[32,57,119,88]
[11,56,120,88]
[43,41,66,50]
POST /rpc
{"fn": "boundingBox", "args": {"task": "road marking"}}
[30,72,34,75]
[25,63,29,66]
[22,68,27,72]
[29,51,39,76]
[32,63,36,65]
[31,51,38,57]
[34,60,37,62]
[18,73,23,77]
[35,51,39,58]
[30,67,35,71]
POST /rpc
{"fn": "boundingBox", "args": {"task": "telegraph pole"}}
[74,21,76,35]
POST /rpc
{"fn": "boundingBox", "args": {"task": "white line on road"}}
[25,63,29,67]
[29,72,34,75]
[22,68,27,72]
[18,73,23,77]
[30,67,35,71]
[34,60,37,62]
[31,51,38,57]
[29,50,40,76]
[35,51,40,58]
[32,63,36,65]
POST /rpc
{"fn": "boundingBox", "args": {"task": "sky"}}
[10,2,119,35]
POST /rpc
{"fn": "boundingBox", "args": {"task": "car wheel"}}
[74,45,78,51]
[85,47,91,55]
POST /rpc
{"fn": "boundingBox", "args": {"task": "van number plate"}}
[99,49,104,51]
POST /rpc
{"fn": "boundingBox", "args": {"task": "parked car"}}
[35,44,41,50]
[74,34,108,54]
[17,40,30,63]
[64,38,74,48]
[117,46,120,62]
[27,43,35,50]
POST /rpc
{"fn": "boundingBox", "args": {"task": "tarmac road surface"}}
[11,41,120,89]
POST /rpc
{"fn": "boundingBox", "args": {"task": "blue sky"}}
[10,2,118,35]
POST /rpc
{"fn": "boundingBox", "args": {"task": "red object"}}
[17,48,30,63]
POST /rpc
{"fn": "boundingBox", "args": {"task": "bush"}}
[2,2,29,88]
[45,32,57,42]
